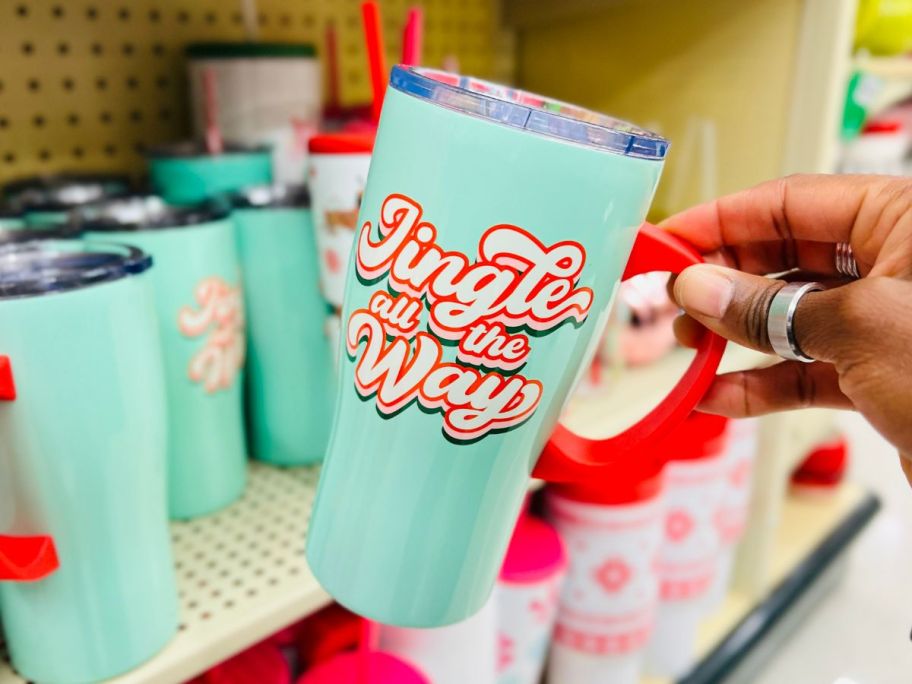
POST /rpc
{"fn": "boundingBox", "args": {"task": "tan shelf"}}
[1,464,328,684]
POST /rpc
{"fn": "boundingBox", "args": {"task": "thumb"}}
[670,264,788,354]
[671,263,871,364]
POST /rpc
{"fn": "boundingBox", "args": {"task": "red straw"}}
[361,1,387,123]
[326,20,340,112]
[401,7,423,66]
[202,67,223,155]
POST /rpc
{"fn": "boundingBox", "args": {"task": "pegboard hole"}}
[21,42,34,56]
[86,6,98,20]
[15,5,28,18]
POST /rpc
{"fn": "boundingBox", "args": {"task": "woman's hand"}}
[663,174,912,476]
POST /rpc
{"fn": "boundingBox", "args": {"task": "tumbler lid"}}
[3,173,132,212]
[308,133,375,154]
[659,411,729,461]
[72,195,229,232]
[0,240,151,299]
[232,184,310,209]
[389,66,668,160]
[499,514,567,585]
[549,454,665,505]
[297,652,428,684]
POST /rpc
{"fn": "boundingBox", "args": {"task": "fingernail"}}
[674,265,734,319]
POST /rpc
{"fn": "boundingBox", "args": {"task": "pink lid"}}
[202,642,290,684]
[499,515,567,585]
[297,652,428,684]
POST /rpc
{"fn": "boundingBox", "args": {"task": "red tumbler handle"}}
[532,223,727,482]
[0,354,60,581]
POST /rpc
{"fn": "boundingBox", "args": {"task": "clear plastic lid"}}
[3,173,133,212]
[72,195,230,232]
[232,184,310,209]
[0,240,152,299]
[389,66,668,160]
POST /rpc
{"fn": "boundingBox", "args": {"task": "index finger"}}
[659,173,897,254]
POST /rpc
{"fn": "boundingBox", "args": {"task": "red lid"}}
[296,604,361,669]
[499,515,567,584]
[862,120,903,134]
[308,132,375,154]
[203,642,290,684]
[549,454,664,505]
[297,652,428,684]
[792,436,848,482]
[658,411,729,462]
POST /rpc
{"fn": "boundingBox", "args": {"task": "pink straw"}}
[401,7,423,66]
[361,1,387,124]
[202,68,223,155]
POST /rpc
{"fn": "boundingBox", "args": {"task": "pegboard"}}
[0,0,514,182]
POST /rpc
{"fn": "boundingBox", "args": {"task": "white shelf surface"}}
[0,344,769,684]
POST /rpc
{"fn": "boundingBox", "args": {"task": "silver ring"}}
[835,242,860,279]
[767,282,825,363]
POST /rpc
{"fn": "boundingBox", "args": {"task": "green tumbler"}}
[232,185,333,465]
[147,141,273,205]
[0,240,177,683]
[78,197,248,519]
[2,173,132,227]
[0,205,24,229]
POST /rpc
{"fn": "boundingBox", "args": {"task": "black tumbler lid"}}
[0,240,152,299]
[72,195,229,232]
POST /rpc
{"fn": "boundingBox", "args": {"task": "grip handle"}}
[533,224,727,482]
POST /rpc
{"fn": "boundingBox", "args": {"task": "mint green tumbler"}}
[79,197,248,519]
[232,185,333,465]
[147,142,273,205]
[307,67,725,627]
[0,241,177,683]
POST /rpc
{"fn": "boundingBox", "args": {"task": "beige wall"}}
[515,0,806,218]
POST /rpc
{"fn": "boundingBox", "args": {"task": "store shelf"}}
[0,344,785,684]
[1,464,328,684]
[647,482,880,684]
[563,344,771,438]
